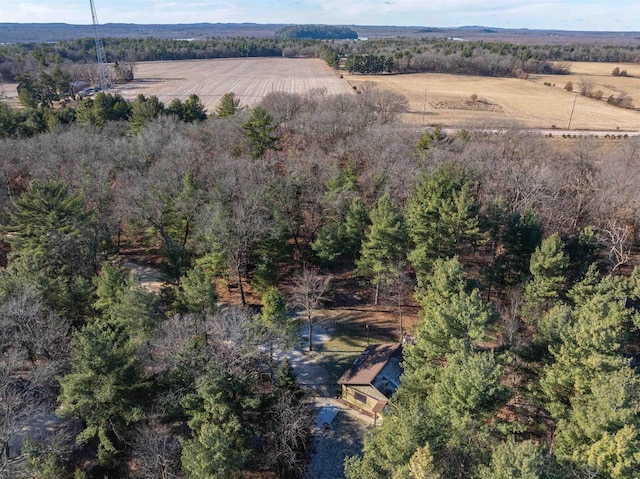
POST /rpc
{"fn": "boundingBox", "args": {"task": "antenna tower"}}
[89,0,111,91]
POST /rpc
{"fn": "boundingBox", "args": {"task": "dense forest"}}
[1,73,640,477]
[274,25,358,40]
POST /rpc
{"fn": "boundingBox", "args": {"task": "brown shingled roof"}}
[337,343,402,386]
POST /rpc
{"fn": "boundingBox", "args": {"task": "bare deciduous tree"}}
[0,284,70,362]
[578,77,595,97]
[380,261,414,342]
[498,288,524,348]
[288,267,331,352]
[130,424,182,479]
[599,221,631,275]
[263,392,313,479]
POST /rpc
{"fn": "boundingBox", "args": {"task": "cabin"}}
[337,343,402,417]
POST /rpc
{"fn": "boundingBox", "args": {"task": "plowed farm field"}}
[117,57,354,113]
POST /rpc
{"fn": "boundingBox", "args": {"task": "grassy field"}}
[118,57,353,114]
[346,61,640,131]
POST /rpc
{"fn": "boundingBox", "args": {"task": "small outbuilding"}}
[337,343,402,418]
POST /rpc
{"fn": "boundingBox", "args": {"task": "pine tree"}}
[313,196,368,264]
[276,357,302,400]
[241,106,279,158]
[477,439,553,479]
[57,317,145,465]
[216,92,241,117]
[127,94,165,136]
[180,375,251,479]
[402,257,492,393]
[525,233,569,307]
[356,194,407,305]
[175,265,218,314]
[481,199,543,293]
[409,443,441,479]
[5,180,96,316]
[261,287,287,325]
[406,165,480,286]
[167,94,207,122]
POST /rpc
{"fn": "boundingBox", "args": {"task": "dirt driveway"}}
[277,323,372,479]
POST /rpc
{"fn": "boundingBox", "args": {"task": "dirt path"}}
[122,260,164,293]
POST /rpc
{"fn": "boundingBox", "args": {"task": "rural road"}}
[437,126,640,137]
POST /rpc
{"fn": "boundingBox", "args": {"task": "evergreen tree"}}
[276,357,302,399]
[241,106,279,158]
[127,94,165,136]
[313,196,368,264]
[175,265,218,314]
[261,287,287,325]
[540,274,640,477]
[180,374,252,479]
[406,165,480,286]
[216,92,241,117]
[75,92,131,127]
[427,350,506,430]
[403,257,492,390]
[5,180,96,316]
[356,194,407,305]
[477,439,554,479]
[93,262,129,312]
[167,94,207,122]
[408,443,442,479]
[525,233,569,308]
[481,199,543,292]
[94,263,159,343]
[57,317,145,465]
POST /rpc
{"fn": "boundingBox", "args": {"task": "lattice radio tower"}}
[90,0,112,91]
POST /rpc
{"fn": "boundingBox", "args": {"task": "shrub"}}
[564,81,573,92]
[607,92,634,109]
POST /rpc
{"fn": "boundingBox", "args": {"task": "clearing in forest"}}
[117,57,353,114]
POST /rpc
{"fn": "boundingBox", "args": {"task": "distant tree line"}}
[275,25,358,40]
[319,37,640,77]
[3,36,638,85]
[0,37,327,82]
[344,54,395,74]
[335,37,640,64]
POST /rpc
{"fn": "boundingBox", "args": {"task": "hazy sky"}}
[1,0,639,31]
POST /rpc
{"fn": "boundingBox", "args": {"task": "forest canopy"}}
[275,25,358,40]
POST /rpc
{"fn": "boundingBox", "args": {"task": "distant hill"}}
[0,23,286,43]
[275,25,358,40]
[1,22,639,45]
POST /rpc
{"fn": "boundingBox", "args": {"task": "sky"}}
[1,0,639,31]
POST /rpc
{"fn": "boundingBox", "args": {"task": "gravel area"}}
[306,410,367,479]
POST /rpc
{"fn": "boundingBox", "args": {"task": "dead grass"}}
[117,58,353,114]
[320,334,389,352]
[346,60,640,130]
